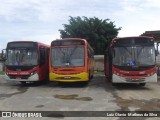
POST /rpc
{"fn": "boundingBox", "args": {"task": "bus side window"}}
[46,48,50,60]
[40,47,45,66]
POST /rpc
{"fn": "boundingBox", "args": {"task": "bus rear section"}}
[104,36,157,86]
[49,38,94,83]
[4,41,49,84]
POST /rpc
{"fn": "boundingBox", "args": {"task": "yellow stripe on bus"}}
[49,72,89,82]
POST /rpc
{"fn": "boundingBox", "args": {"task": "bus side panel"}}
[88,57,95,79]
[38,46,49,81]
[87,45,95,79]
[49,47,53,81]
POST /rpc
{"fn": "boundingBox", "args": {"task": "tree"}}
[59,16,121,54]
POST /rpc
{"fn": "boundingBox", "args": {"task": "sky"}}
[0,0,160,51]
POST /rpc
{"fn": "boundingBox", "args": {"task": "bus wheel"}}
[139,83,146,86]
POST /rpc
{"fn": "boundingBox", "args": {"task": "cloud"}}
[0,32,60,51]
[143,0,160,8]
[1,0,159,23]
[0,0,160,51]
[21,32,60,45]
[0,0,62,22]
[0,0,122,22]
[120,0,160,12]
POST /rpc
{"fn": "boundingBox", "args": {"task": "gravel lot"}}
[0,74,160,120]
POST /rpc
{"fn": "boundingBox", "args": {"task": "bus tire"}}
[139,83,146,86]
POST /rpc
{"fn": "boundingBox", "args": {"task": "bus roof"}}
[7,41,49,48]
[108,36,154,47]
[53,38,87,41]
[51,38,88,46]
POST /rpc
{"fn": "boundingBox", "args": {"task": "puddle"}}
[54,94,93,101]
[113,97,160,120]
[35,105,44,108]
[113,96,160,120]
[110,89,160,120]
[54,94,78,100]
[114,97,160,111]
[75,97,93,101]
[0,87,28,100]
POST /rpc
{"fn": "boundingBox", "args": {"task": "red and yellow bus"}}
[4,41,49,84]
[49,38,94,83]
[104,36,157,86]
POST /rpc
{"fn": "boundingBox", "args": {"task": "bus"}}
[104,36,157,86]
[49,38,94,83]
[3,41,49,84]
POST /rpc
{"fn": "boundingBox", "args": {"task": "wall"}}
[0,61,4,72]
[94,55,104,71]
[0,63,2,71]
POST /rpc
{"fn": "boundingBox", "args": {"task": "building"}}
[141,30,160,52]
[141,30,160,41]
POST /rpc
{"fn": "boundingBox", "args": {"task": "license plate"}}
[64,76,71,79]
[16,77,21,80]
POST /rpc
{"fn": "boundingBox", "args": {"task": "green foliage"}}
[0,54,3,61]
[0,53,5,61]
[59,16,121,54]
[0,71,5,75]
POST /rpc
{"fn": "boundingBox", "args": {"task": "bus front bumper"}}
[112,73,157,83]
[4,73,39,82]
[49,72,89,82]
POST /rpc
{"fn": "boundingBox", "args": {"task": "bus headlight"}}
[30,71,38,76]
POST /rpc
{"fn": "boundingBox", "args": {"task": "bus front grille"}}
[55,77,81,80]
[8,75,30,79]
[125,78,145,82]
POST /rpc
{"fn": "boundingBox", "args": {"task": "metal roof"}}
[141,30,160,42]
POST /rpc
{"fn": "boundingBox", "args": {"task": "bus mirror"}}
[1,49,6,61]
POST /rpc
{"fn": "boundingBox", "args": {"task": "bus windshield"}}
[113,46,155,67]
[5,49,38,66]
[51,46,84,67]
